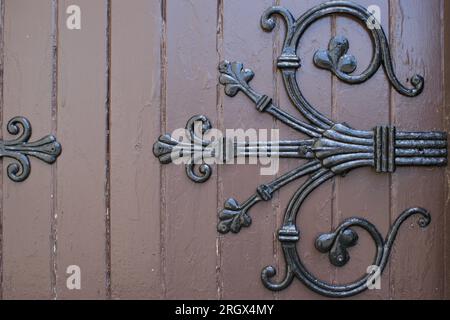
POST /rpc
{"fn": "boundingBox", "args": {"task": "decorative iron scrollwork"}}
[0,116,62,182]
[153,1,448,298]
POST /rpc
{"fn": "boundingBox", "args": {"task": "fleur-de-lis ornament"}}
[0,116,62,182]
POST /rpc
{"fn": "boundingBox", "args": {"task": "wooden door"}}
[0,0,449,300]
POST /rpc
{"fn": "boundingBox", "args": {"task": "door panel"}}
[0,0,447,300]
[1,0,54,299]
[333,0,391,300]
[445,0,450,300]
[55,0,108,299]
[220,0,277,300]
[110,0,162,300]
[277,0,333,300]
[164,0,219,299]
[389,0,445,299]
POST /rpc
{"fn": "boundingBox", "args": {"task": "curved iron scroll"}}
[0,116,62,182]
[153,1,448,298]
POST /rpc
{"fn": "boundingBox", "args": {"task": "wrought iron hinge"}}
[153,1,448,298]
[0,116,62,182]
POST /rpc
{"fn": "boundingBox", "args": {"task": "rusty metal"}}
[153,1,448,298]
[0,116,62,182]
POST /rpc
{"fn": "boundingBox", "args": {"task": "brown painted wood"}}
[445,0,450,300]
[1,0,54,299]
[110,0,163,299]
[0,0,5,300]
[164,0,218,299]
[389,0,445,299]
[0,0,447,300]
[333,0,391,300]
[55,0,108,299]
[220,0,277,300]
[276,0,334,300]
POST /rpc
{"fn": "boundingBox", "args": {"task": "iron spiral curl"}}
[153,1,447,298]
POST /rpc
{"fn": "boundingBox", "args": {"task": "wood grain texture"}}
[445,0,450,300]
[333,0,391,300]
[0,0,4,301]
[220,0,276,300]
[389,0,445,299]
[110,0,162,299]
[55,0,108,299]
[2,0,54,299]
[276,0,334,300]
[0,0,447,300]
[164,0,218,299]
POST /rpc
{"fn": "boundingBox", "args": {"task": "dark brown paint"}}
[110,0,162,299]
[389,0,445,299]
[276,0,334,300]
[56,0,108,299]
[0,0,447,300]
[2,0,54,299]
[333,0,390,300]
[164,0,218,299]
[445,0,450,300]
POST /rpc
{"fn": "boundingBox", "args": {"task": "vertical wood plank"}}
[164,0,218,299]
[110,0,162,299]
[220,0,276,299]
[334,0,390,299]
[445,0,450,300]
[276,0,333,299]
[390,0,445,299]
[56,0,107,299]
[2,0,54,299]
[0,0,4,300]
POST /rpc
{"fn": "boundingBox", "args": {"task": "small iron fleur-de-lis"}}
[0,116,62,182]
